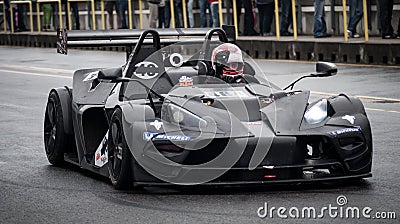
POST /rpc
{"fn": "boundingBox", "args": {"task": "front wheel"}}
[108,108,133,189]
[44,91,69,165]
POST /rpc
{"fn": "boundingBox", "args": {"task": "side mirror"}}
[314,62,337,77]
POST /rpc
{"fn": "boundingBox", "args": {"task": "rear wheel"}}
[108,108,133,189]
[44,91,69,165]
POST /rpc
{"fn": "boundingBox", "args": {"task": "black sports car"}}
[44,27,372,189]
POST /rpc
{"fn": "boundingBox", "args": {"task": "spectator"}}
[165,0,183,28]
[158,0,166,28]
[42,3,52,31]
[187,0,194,28]
[148,0,159,28]
[313,0,330,38]
[105,0,121,29]
[3,0,11,30]
[347,0,363,38]
[256,0,274,36]
[238,0,258,36]
[198,0,213,27]
[379,0,397,39]
[209,0,219,27]
[280,0,292,36]
[62,0,80,30]
[119,0,135,29]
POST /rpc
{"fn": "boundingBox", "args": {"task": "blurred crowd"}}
[1,0,400,39]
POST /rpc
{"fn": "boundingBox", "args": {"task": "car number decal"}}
[133,61,159,79]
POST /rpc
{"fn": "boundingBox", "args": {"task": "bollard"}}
[182,0,187,28]
[291,0,297,40]
[170,0,175,28]
[362,0,368,42]
[128,0,132,29]
[342,0,348,41]
[233,0,238,39]
[139,0,143,29]
[274,0,280,40]
[218,0,223,27]
[101,0,105,30]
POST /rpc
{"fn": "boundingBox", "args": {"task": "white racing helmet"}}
[211,43,244,82]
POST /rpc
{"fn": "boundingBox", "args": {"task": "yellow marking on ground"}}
[0,69,72,79]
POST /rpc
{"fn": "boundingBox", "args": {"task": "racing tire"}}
[108,108,133,189]
[44,91,70,165]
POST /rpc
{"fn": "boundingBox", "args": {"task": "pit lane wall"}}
[2,32,400,65]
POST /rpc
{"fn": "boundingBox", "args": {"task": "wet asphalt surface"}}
[0,46,399,223]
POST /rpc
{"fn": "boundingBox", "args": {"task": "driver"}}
[211,43,245,83]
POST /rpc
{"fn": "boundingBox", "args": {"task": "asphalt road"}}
[0,46,399,224]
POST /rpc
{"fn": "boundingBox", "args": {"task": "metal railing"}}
[67,0,95,30]
[9,0,34,32]
[36,0,62,33]
[0,0,371,42]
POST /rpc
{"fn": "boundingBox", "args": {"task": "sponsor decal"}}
[246,122,262,125]
[260,97,274,105]
[143,132,191,141]
[133,61,159,79]
[94,131,108,167]
[150,120,163,131]
[83,71,99,82]
[205,91,248,98]
[342,115,355,124]
[328,127,361,136]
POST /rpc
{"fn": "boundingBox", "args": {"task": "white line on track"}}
[0,69,72,79]
[0,64,74,74]
[311,91,400,102]
[261,59,400,69]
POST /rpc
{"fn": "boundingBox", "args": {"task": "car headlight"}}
[304,99,328,124]
[167,103,207,128]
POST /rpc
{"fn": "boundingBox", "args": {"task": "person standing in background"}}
[237,0,258,36]
[256,0,274,36]
[62,0,80,30]
[158,0,166,28]
[209,0,219,27]
[198,0,213,27]
[379,0,398,39]
[105,0,121,29]
[148,0,159,28]
[3,0,11,30]
[42,3,52,31]
[119,0,135,29]
[347,0,363,38]
[187,0,194,27]
[279,0,292,36]
[313,0,330,38]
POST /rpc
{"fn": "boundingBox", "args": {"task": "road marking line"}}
[366,108,400,114]
[0,69,72,79]
[0,64,74,74]
[311,91,400,102]
[260,59,400,69]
